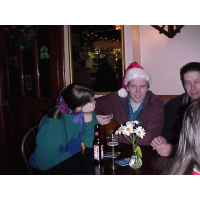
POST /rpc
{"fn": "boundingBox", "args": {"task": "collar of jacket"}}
[118,90,152,120]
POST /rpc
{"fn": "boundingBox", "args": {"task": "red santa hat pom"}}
[118,62,151,98]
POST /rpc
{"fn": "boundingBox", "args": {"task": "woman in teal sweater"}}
[29,83,98,171]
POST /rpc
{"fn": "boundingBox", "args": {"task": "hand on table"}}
[150,136,167,148]
[150,136,175,157]
[152,143,175,157]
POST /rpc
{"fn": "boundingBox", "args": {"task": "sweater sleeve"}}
[95,92,116,115]
[95,92,129,126]
[81,111,98,148]
[34,118,72,171]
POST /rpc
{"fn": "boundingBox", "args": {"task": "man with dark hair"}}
[151,62,200,156]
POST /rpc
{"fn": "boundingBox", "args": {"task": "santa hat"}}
[118,62,152,98]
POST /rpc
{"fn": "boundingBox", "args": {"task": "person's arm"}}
[161,101,177,143]
[95,92,128,126]
[95,93,114,115]
[82,101,95,123]
[82,112,98,148]
[152,143,177,157]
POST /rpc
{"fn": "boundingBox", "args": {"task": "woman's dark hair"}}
[48,83,94,119]
[180,62,200,86]
[62,83,94,111]
[48,105,62,119]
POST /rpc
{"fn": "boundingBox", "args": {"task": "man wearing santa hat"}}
[95,62,164,146]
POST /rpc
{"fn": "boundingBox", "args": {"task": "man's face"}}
[183,71,200,101]
[126,78,149,103]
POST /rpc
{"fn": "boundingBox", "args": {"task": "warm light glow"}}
[115,25,121,30]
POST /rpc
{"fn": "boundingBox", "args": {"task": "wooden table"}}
[35,143,169,175]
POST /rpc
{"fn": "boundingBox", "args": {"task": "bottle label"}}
[94,144,104,160]
[101,145,104,159]
[94,145,99,160]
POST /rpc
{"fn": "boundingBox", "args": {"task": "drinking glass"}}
[106,130,119,156]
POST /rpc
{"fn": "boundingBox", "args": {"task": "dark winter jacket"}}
[95,91,164,146]
[161,93,191,145]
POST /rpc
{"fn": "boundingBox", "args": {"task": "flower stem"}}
[124,135,132,144]
[123,134,137,153]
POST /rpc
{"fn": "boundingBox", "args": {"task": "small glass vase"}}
[129,150,142,169]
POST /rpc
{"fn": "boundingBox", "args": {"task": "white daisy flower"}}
[122,123,134,136]
[115,124,123,135]
[130,120,139,126]
[134,126,146,139]
[126,121,134,129]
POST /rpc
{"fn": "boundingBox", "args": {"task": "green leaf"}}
[135,146,142,158]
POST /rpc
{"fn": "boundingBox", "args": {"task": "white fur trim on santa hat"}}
[125,68,152,86]
[118,88,128,98]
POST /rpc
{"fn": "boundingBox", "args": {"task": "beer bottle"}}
[93,124,104,163]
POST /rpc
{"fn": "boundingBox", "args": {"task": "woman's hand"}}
[83,101,95,122]
[82,102,95,114]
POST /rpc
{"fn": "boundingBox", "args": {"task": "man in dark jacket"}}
[95,62,164,146]
[151,62,200,156]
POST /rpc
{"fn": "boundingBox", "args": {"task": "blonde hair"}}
[167,100,200,175]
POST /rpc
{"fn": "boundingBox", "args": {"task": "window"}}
[40,46,49,59]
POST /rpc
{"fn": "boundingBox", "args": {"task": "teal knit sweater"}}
[33,111,97,170]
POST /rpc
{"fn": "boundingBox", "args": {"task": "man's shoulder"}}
[166,93,186,105]
[147,90,163,104]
